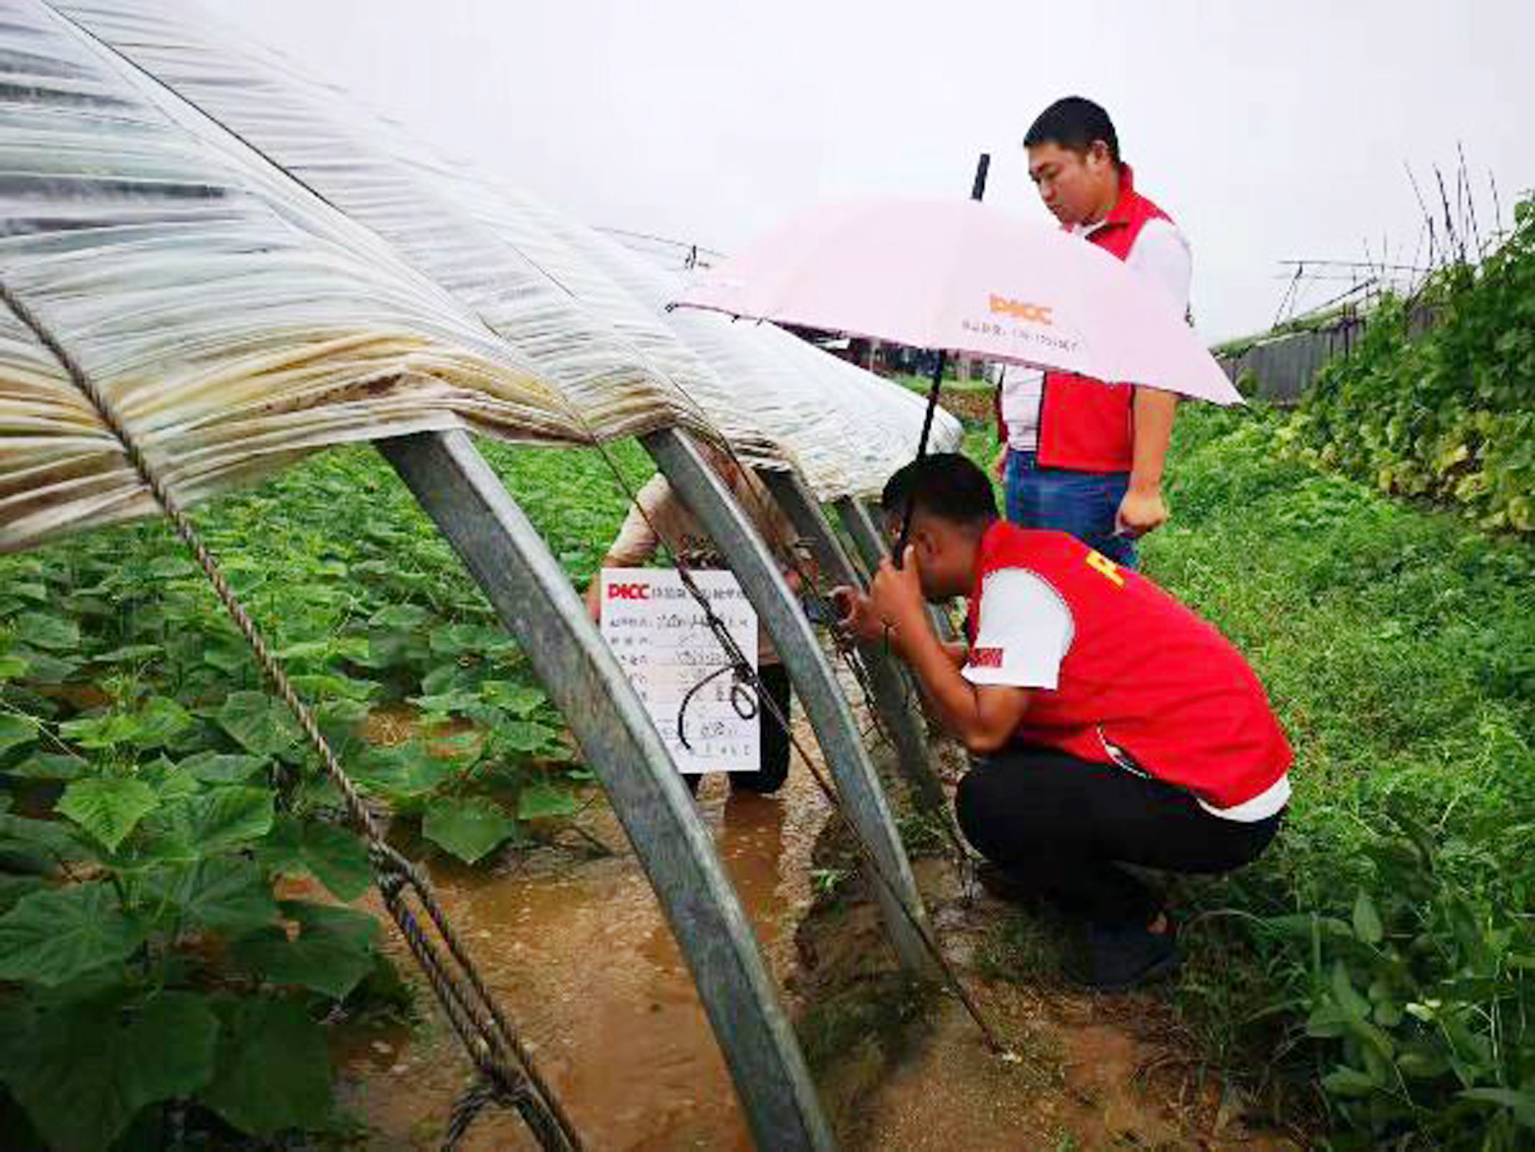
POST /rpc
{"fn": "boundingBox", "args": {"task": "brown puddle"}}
[334,759,832,1151]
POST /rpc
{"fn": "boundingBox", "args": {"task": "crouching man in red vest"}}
[836,454,1290,990]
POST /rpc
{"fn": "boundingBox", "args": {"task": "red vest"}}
[994,166,1174,472]
[964,522,1291,810]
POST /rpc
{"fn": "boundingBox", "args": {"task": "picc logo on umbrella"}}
[988,296,1054,325]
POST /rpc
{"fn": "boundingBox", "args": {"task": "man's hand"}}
[992,444,1008,481]
[1115,486,1169,539]
[1123,388,1177,538]
[866,548,930,648]
[831,547,928,649]
[830,585,881,644]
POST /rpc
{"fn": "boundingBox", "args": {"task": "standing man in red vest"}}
[993,96,1191,568]
[836,454,1289,989]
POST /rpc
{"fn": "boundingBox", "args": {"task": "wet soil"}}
[335,750,833,1150]
[795,832,1312,1151]
[336,704,1311,1150]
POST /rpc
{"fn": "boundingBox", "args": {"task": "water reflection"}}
[337,770,825,1151]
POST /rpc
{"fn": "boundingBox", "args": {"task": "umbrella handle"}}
[896,350,949,564]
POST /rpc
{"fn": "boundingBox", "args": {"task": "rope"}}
[0,277,582,1152]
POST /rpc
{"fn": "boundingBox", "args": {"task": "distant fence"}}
[1216,303,1436,405]
[1215,320,1365,405]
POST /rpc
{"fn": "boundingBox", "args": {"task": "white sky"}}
[202,0,1533,341]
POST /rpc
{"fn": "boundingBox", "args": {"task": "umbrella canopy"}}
[673,197,1241,406]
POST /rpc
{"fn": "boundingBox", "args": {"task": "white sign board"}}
[599,568,760,774]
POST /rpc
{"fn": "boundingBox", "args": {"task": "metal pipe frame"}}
[379,431,834,1152]
[755,468,945,814]
[643,429,936,977]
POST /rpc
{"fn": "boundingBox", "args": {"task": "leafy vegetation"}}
[947,391,1533,1145]
[1283,195,1535,534]
[0,439,647,1147]
[1137,407,1535,1148]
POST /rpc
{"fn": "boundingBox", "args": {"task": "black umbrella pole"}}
[896,350,948,565]
[893,153,986,566]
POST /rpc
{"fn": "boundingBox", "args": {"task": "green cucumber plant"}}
[0,440,637,1147]
[1285,194,1534,535]
[0,688,382,1147]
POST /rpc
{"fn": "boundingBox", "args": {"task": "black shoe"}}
[1069,921,1181,992]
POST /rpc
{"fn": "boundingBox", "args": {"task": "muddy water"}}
[337,765,831,1151]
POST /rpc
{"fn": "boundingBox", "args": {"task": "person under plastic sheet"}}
[584,447,809,796]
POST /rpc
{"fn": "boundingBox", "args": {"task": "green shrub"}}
[1129,406,1535,1147]
[1286,196,1535,534]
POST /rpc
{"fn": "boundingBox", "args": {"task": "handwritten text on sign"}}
[600,569,759,774]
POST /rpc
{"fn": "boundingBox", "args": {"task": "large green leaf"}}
[480,680,548,718]
[501,720,558,754]
[12,613,80,651]
[230,901,380,999]
[135,786,274,865]
[518,781,579,820]
[139,859,281,936]
[177,750,268,784]
[185,787,275,856]
[58,777,159,852]
[0,883,147,985]
[199,996,333,1136]
[129,696,194,750]
[216,691,301,758]
[0,810,87,865]
[257,816,371,901]
[0,988,219,1152]
[5,752,88,781]
[352,740,449,803]
[0,714,40,757]
[59,711,141,749]
[370,604,431,632]
[423,796,516,864]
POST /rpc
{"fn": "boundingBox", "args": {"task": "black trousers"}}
[686,662,793,795]
[955,745,1281,928]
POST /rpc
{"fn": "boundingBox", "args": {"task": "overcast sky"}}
[202,0,1533,342]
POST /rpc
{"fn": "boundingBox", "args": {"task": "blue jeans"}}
[1003,450,1137,568]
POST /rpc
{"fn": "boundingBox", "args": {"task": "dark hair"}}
[1023,96,1120,166]
[881,454,998,528]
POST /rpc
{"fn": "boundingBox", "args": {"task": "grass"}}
[890,370,998,395]
[958,403,1535,1141]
